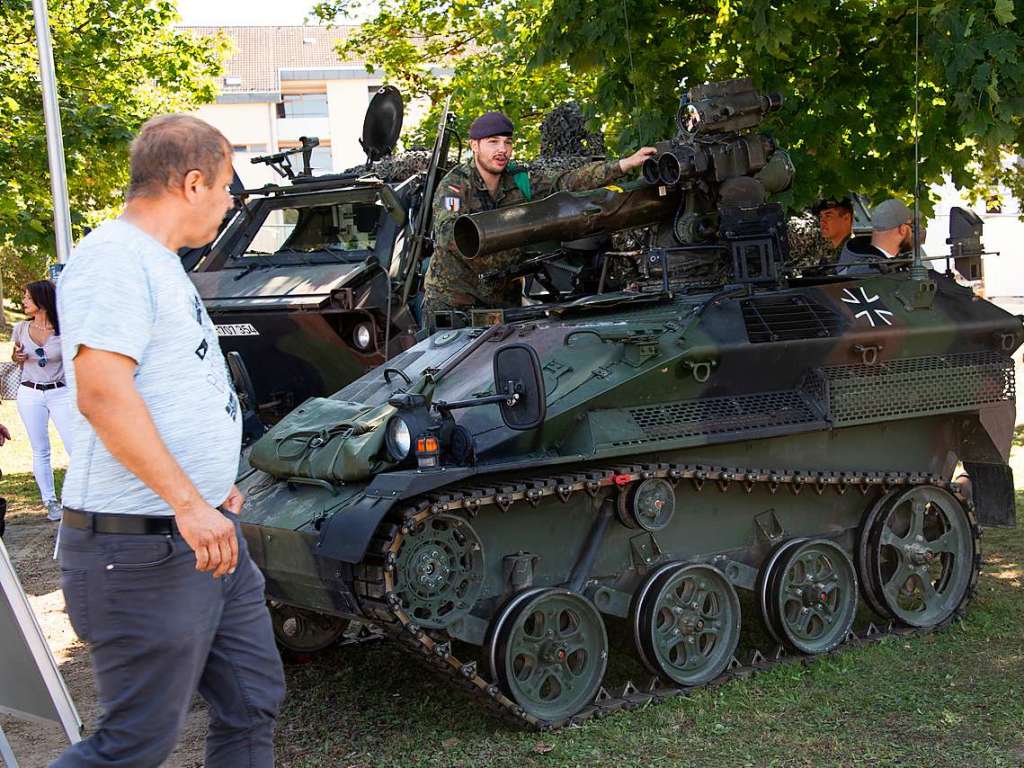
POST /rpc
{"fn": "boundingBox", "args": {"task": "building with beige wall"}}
[181,26,435,189]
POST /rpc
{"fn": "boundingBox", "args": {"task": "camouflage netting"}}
[341,150,435,182]
[539,102,606,159]
[340,102,609,182]
[787,212,836,268]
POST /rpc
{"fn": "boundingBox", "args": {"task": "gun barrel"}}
[453,183,680,260]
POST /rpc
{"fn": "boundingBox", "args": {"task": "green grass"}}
[2,469,63,524]
[267,515,1024,768]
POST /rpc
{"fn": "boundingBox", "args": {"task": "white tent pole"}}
[31,0,73,264]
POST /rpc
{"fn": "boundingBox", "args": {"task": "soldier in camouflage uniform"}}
[422,111,655,316]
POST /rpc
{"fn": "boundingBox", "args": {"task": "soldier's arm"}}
[531,147,657,197]
[430,180,464,257]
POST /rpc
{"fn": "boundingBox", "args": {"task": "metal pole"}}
[31,0,73,264]
[910,0,926,281]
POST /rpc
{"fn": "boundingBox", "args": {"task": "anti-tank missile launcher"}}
[452,77,795,298]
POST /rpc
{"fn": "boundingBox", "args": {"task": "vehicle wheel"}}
[864,486,977,628]
[763,539,858,654]
[269,603,349,654]
[486,588,607,723]
[392,513,485,629]
[856,491,901,619]
[632,563,741,686]
[757,537,807,644]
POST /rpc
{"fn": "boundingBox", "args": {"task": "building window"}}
[276,142,333,174]
[277,93,329,119]
[308,145,333,173]
[231,143,268,153]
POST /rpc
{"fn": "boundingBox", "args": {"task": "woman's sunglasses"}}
[34,347,47,368]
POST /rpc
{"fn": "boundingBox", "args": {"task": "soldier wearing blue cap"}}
[422,110,656,316]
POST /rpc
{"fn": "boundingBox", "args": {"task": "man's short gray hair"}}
[126,114,231,200]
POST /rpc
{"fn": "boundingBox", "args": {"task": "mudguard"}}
[964,461,1016,528]
[315,467,477,563]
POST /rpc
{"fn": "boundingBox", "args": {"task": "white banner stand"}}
[0,728,17,768]
[0,537,82,766]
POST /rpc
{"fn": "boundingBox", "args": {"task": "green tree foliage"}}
[312,0,594,153]
[318,0,1024,212]
[0,0,227,288]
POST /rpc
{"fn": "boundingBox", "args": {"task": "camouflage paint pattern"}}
[238,263,1020,599]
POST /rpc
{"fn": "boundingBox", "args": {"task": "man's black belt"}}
[62,507,178,535]
[22,381,65,391]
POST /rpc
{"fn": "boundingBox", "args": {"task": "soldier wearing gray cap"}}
[423,110,656,318]
[837,198,924,274]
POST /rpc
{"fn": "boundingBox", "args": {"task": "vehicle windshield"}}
[241,200,382,262]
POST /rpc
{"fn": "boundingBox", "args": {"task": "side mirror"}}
[225,351,267,444]
[493,344,546,430]
[947,206,985,281]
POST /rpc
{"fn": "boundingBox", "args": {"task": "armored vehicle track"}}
[351,462,980,729]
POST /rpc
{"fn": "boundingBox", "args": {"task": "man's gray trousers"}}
[51,515,285,767]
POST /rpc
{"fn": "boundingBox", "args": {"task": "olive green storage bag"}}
[248,398,395,483]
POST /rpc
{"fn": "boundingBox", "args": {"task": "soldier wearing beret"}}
[422,110,655,317]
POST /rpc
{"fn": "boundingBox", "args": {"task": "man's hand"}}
[222,484,244,515]
[12,341,26,365]
[618,147,657,174]
[176,500,238,578]
[0,423,11,446]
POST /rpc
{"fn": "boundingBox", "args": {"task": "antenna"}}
[621,0,639,109]
[910,0,926,280]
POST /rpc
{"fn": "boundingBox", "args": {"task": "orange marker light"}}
[416,434,441,469]
[416,436,440,454]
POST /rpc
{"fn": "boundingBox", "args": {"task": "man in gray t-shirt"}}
[59,217,241,516]
[53,114,284,768]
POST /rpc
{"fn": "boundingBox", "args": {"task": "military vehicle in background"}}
[232,78,1018,727]
[188,87,456,432]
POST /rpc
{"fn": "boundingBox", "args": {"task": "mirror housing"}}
[493,344,546,430]
[947,206,985,282]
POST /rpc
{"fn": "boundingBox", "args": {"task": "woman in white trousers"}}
[12,280,72,521]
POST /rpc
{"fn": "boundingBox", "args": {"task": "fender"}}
[316,467,477,562]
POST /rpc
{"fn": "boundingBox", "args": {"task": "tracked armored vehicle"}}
[235,79,1020,727]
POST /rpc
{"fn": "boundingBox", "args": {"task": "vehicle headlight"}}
[353,322,373,351]
[385,416,411,460]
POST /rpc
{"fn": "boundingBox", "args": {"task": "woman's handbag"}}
[0,361,21,401]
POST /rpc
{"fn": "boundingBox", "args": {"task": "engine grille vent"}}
[742,295,842,343]
[804,351,1015,426]
[626,390,822,444]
